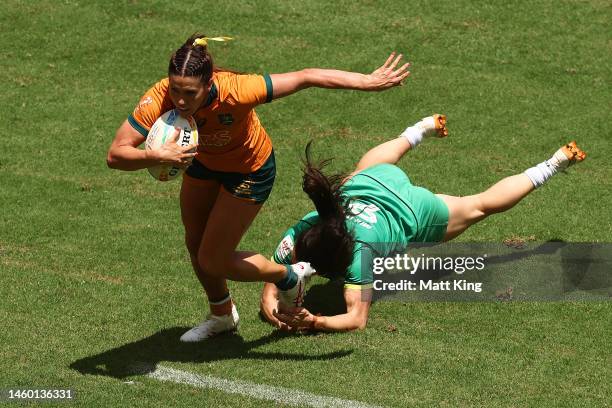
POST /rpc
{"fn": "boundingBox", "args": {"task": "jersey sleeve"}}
[272,212,319,264]
[224,73,273,106]
[128,79,174,137]
[344,242,374,289]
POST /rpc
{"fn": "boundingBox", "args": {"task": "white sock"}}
[524,148,569,188]
[401,116,437,148]
[209,294,231,306]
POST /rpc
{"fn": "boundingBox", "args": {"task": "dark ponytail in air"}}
[294,142,355,279]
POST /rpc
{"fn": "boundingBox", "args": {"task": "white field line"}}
[148,365,384,408]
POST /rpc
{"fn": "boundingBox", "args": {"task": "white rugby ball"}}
[145,109,199,181]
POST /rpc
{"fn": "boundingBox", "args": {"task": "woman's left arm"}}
[269,52,410,99]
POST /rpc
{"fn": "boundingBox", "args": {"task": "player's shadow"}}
[374,239,610,300]
[70,328,352,380]
[303,278,347,315]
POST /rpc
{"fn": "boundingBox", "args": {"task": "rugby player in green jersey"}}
[261,114,586,332]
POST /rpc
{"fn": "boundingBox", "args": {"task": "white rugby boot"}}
[277,262,316,309]
[179,303,239,342]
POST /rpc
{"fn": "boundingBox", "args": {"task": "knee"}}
[184,234,201,258]
[199,254,229,278]
[469,195,488,219]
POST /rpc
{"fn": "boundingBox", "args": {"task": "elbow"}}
[298,68,315,90]
[106,148,128,170]
[106,151,118,169]
[355,313,369,330]
[355,320,368,331]
[348,316,368,331]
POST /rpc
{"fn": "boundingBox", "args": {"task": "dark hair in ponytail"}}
[294,142,355,279]
[168,33,214,84]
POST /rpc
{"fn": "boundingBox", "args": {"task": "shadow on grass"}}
[70,327,353,380]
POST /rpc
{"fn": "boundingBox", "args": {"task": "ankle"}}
[209,294,233,316]
[210,300,232,316]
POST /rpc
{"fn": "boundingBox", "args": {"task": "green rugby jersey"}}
[273,164,434,287]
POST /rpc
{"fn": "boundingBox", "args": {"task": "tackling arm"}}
[268,286,372,332]
[312,288,371,331]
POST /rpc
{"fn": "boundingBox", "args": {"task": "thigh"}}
[180,174,221,253]
[199,188,263,264]
[436,194,485,241]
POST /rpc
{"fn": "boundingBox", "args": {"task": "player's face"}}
[168,75,211,118]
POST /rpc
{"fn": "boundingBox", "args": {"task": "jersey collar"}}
[202,82,218,108]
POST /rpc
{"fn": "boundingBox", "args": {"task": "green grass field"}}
[1,0,611,406]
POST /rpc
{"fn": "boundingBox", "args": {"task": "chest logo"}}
[196,117,207,128]
[218,113,234,125]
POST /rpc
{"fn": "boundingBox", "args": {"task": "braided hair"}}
[168,34,214,84]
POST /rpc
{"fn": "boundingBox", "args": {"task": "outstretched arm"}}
[270,287,372,332]
[269,53,410,99]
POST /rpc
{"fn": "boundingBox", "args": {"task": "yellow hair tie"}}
[192,36,234,47]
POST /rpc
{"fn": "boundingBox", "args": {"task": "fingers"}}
[165,127,181,144]
[370,52,412,89]
[393,63,412,84]
[273,310,297,325]
[273,309,286,321]
[393,62,411,76]
[385,53,403,73]
[273,308,311,329]
[165,129,198,153]
[182,143,198,154]
[264,310,284,329]
[381,52,397,70]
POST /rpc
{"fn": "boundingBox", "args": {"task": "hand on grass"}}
[273,306,318,331]
[260,292,295,331]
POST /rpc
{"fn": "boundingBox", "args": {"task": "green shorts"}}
[184,150,276,204]
[356,164,449,242]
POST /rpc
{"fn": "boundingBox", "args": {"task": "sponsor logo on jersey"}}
[276,235,294,262]
[218,113,234,125]
[196,117,207,128]
[136,96,153,112]
[200,131,232,147]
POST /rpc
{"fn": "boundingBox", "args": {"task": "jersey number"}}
[348,202,380,229]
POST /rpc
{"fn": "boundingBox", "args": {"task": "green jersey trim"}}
[128,114,148,137]
[263,74,274,103]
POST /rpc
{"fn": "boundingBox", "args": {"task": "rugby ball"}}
[145,109,199,181]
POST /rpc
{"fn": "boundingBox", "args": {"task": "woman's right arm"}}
[106,120,195,171]
[271,287,372,332]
